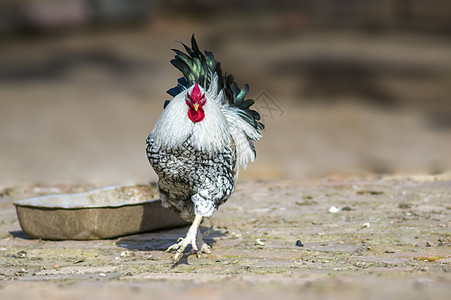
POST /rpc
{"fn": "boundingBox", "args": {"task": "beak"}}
[193,103,199,111]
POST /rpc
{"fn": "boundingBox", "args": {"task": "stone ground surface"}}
[0,176,450,300]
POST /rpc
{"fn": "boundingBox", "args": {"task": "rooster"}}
[146,35,264,262]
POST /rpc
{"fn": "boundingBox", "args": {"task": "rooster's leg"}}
[197,227,211,255]
[166,214,210,262]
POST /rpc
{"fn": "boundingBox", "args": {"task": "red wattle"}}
[188,106,205,122]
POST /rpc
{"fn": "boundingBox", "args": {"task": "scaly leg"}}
[197,228,211,255]
[166,214,210,262]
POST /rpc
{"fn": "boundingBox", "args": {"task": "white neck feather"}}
[149,85,230,154]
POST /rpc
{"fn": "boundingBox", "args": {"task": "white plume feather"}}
[207,72,262,168]
[221,105,262,169]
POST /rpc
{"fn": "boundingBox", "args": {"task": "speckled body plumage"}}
[146,136,236,221]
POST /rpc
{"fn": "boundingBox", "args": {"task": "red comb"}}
[190,83,203,102]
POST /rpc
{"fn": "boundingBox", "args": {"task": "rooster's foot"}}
[166,215,211,263]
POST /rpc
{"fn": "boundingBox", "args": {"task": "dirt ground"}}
[1,175,450,300]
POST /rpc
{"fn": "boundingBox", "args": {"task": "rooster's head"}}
[186,83,206,122]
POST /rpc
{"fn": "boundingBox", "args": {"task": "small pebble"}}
[328,206,340,213]
[255,239,265,246]
[357,190,384,195]
[398,202,411,209]
[120,251,130,257]
[231,232,242,238]
[296,240,304,247]
[16,250,27,258]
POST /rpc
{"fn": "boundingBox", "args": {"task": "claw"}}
[173,251,184,262]
[166,238,183,252]
[200,242,211,254]
[195,243,211,258]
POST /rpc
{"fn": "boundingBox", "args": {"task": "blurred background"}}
[0,0,450,186]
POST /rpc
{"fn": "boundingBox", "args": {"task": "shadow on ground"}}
[8,230,32,240]
[116,225,225,251]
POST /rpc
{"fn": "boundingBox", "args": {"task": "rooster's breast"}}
[146,136,237,218]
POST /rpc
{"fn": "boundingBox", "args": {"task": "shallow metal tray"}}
[14,184,188,240]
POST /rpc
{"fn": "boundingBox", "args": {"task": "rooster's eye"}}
[200,94,206,105]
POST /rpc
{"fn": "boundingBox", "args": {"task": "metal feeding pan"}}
[14,184,188,240]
